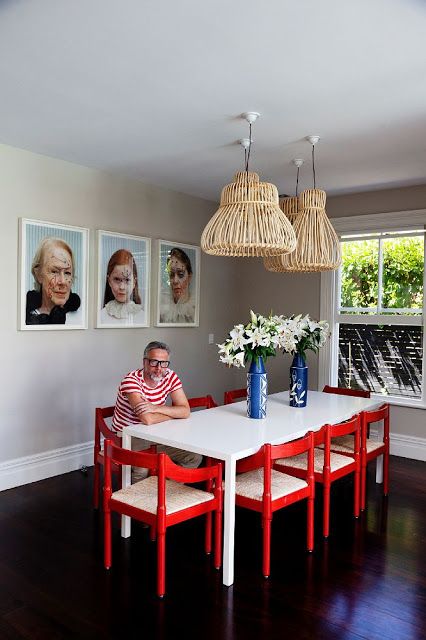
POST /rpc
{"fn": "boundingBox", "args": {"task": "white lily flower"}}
[219,352,236,366]
[233,351,246,367]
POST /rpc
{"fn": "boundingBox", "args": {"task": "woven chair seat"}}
[235,468,308,501]
[365,438,385,453]
[111,476,214,515]
[276,448,354,473]
[318,435,385,454]
[317,435,354,452]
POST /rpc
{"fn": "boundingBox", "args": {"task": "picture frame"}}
[156,240,200,327]
[96,230,151,328]
[19,218,89,330]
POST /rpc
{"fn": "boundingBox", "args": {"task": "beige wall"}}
[233,260,321,393]
[327,184,426,217]
[0,143,241,463]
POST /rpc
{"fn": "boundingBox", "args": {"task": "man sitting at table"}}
[112,340,202,477]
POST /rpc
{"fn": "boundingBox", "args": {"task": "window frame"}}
[319,208,426,409]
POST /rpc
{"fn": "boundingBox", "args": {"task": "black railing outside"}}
[338,324,423,398]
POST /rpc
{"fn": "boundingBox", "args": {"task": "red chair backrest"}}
[95,407,121,447]
[104,441,222,503]
[188,395,218,410]
[224,388,247,405]
[236,431,314,474]
[323,385,370,398]
[323,414,361,457]
[362,403,389,439]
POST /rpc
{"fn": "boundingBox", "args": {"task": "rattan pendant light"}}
[201,113,297,258]
[264,136,341,272]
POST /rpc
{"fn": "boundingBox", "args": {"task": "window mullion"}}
[377,237,383,313]
[422,234,426,403]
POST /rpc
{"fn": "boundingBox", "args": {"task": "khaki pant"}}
[130,438,203,482]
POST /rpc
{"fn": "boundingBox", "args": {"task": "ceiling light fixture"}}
[201,112,297,257]
[264,136,341,272]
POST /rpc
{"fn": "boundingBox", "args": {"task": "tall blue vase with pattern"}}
[289,353,308,408]
[247,356,267,419]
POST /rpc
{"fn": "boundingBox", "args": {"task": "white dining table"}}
[121,390,381,586]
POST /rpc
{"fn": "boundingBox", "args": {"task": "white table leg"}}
[222,458,236,586]
[375,421,384,484]
[121,432,131,538]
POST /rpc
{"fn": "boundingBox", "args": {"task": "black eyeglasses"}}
[145,358,170,368]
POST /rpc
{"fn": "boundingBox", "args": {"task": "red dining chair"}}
[323,385,371,399]
[274,415,361,538]
[224,388,247,405]
[360,404,390,511]
[321,385,370,453]
[323,388,389,511]
[93,406,121,509]
[235,431,315,578]
[103,441,223,598]
[188,394,218,546]
[188,395,218,410]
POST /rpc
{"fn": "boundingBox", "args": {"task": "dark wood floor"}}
[0,456,424,640]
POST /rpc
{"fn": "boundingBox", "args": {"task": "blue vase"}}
[289,353,308,408]
[247,356,267,419]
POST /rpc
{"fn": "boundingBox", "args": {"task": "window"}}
[319,210,426,408]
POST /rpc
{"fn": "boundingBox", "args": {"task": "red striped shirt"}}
[112,368,182,432]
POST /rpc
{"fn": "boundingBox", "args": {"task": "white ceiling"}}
[0,0,425,201]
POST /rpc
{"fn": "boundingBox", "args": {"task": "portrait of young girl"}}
[97,231,150,328]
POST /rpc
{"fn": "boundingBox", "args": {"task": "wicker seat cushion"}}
[276,448,354,473]
[318,435,384,454]
[317,435,355,452]
[111,476,214,514]
[235,468,308,501]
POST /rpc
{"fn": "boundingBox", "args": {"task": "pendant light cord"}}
[296,165,300,197]
[245,122,252,172]
[312,144,316,189]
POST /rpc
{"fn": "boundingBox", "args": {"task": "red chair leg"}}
[157,531,166,598]
[354,468,360,518]
[104,507,112,569]
[323,482,330,538]
[214,509,222,570]
[205,512,212,555]
[262,517,272,578]
[150,525,156,542]
[307,497,314,552]
[93,462,100,509]
[360,451,367,511]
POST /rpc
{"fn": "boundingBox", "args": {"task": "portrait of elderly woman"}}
[20,219,88,330]
[97,231,150,328]
[157,241,200,327]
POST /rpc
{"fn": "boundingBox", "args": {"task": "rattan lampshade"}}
[264,188,341,272]
[201,171,297,257]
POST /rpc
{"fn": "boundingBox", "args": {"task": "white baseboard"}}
[0,431,425,492]
[389,432,426,462]
[0,441,94,492]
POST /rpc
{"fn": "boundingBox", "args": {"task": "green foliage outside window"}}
[341,237,424,311]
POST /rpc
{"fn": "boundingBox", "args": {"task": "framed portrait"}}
[19,218,89,331]
[97,230,151,328]
[156,240,200,327]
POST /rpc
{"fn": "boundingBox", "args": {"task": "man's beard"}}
[149,373,163,384]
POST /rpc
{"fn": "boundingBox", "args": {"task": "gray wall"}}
[0,143,241,463]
